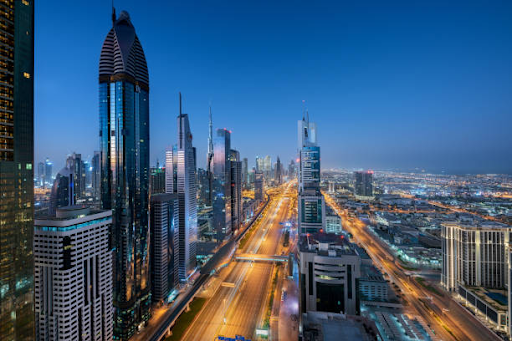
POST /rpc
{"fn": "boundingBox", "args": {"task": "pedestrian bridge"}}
[235,254,289,263]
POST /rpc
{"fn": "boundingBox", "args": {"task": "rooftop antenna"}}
[302,99,306,120]
[179,92,182,116]
[208,105,213,156]
[111,0,116,24]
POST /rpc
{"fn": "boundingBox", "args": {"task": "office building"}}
[206,106,214,206]
[441,222,510,291]
[358,265,389,302]
[66,152,85,200]
[263,155,272,180]
[150,194,179,303]
[175,95,198,281]
[49,166,75,215]
[99,10,151,338]
[230,149,243,232]
[150,166,166,195]
[34,207,113,341]
[165,145,178,194]
[256,156,264,172]
[354,171,374,198]
[0,1,35,339]
[91,151,101,202]
[38,161,45,186]
[298,111,325,234]
[299,233,361,315]
[242,157,248,188]
[254,170,264,202]
[325,212,342,235]
[212,128,232,240]
[275,156,282,185]
[45,157,53,186]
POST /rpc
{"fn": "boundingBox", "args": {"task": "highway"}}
[324,193,501,341]
[181,182,295,341]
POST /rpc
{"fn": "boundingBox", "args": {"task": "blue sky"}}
[35,0,512,174]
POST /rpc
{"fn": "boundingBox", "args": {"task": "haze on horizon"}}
[35,0,512,174]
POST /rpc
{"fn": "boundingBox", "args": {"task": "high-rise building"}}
[49,166,75,215]
[242,157,248,188]
[99,10,151,339]
[288,159,296,178]
[354,171,373,198]
[441,222,510,291]
[0,1,35,339]
[212,129,232,240]
[150,167,166,195]
[256,156,264,172]
[197,167,209,206]
[175,95,198,281]
[150,194,179,303]
[34,207,113,341]
[275,156,282,185]
[206,106,214,206]
[45,157,53,186]
[38,161,45,186]
[230,149,242,232]
[254,171,264,202]
[298,111,325,234]
[165,145,178,194]
[66,152,85,200]
[91,151,101,202]
[263,155,272,179]
[299,234,361,316]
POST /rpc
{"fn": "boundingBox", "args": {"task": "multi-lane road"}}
[181,183,295,341]
[324,193,501,341]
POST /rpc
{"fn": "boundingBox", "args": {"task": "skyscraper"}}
[66,152,85,200]
[150,166,166,195]
[37,161,45,186]
[44,157,52,186]
[230,149,243,232]
[354,170,374,198]
[49,166,75,215]
[297,111,325,234]
[254,171,264,202]
[206,106,214,206]
[242,157,248,188]
[99,9,151,339]
[150,193,179,302]
[275,156,282,185]
[176,94,198,281]
[0,1,35,339]
[213,128,232,240]
[34,207,114,341]
[91,151,101,202]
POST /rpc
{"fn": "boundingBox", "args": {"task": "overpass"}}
[235,253,289,263]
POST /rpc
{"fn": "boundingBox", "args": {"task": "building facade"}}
[354,171,374,198]
[34,207,113,341]
[150,194,179,303]
[230,149,242,232]
[0,1,35,339]
[441,222,510,291]
[254,170,264,202]
[99,10,151,338]
[212,128,232,240]
[299,235,361,315]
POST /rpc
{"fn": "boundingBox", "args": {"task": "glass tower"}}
[99,10,150,339]
[0,1,35,339]
[213,129,232,241]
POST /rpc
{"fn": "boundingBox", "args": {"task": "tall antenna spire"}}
[179,92,182,116]
[302,99,306,121]
[111,0,116,24]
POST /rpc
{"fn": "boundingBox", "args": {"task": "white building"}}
[34,206,113,341]
[299,235,361,315]
[325,214,342,234]
[441,222,511,291]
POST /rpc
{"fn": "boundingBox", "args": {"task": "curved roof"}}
[99,10,149,88]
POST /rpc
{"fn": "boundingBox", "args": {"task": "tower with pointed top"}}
[99,9,151,339]
[297,109,325,234]
[206,106,214,205]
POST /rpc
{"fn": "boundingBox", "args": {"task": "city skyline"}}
[35,1,512,174]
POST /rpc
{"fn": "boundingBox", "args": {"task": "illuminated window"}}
[23,72,30,79]
[26,163,32,170]
[22,0,29,5]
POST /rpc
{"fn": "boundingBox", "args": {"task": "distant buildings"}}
[254,171,264,202]
[230,149,243,233]
[354,171,374,198]
[0,1,35,338]
[66,152,85,200]
[49,166,75,214]
[298,111,325,233]
[150,193,179,303]
[34,207,113,341]
[99,10,151,338]
[299,234,361,315]
[275,156,282,185]
[242,157,249,188]
[45,157,53,186]
[91,151,101,202]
